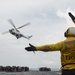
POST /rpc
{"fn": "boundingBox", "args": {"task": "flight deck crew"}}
[25,12,75,75]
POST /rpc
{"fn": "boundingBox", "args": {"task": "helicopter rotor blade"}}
[8,19,17,30]
[2,31,9,34]
[17,22,30,29]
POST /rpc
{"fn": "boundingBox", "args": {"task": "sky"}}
[0,0,75,70]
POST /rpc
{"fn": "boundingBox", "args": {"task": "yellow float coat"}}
[36,37,75,70]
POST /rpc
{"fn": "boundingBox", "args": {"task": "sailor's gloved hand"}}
[68,12,75,23]
[25,43,36,52]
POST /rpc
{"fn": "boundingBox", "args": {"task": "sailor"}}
[25,12,75,75]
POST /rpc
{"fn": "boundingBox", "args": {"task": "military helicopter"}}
[2,19,32,39]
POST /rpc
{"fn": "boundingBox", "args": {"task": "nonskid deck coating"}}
[0,71,61,75]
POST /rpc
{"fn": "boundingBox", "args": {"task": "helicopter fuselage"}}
[9,29,22,39]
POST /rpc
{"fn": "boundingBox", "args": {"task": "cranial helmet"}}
[64,27,75,37]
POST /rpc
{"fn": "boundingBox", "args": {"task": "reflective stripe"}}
[64,40,75,44]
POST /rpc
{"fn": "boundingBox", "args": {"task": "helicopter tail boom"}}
[22,35,32,39]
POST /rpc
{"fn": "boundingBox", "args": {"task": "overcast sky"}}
[0,0,75,70]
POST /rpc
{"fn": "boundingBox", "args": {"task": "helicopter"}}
[2,19,32,39]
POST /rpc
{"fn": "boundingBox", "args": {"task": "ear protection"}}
[64,27,75,37]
